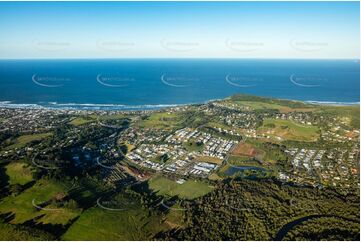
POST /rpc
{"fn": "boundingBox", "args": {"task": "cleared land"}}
[62,206,168,240]
[6,162,34,185]
[0,179,81,225]
[69,117,94,126]
[232,143,259,157]
[148,176,213,199]
[6,132,52,150]
[194,156,223,165]
[258,118,319,141]
[229,101,316,113]
[229,139,286,166]
[140,112,181,130]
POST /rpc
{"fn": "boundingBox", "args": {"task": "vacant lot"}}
[148,176,213,200]
[258,119,319,141]
[232,143,259,157]
[140,112,181,130]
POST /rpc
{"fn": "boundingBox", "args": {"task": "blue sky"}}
[0,1,359,59]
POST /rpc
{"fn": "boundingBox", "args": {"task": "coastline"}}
[0,97,359,111]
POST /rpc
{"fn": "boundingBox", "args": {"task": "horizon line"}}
[0,57,359,61]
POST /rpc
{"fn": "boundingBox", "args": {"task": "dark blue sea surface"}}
[0,59,359,110]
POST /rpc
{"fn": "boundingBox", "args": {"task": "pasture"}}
[6,132,52,150]
[148,176,213,199]
[0,179,81,225]
[258,118,319,141]
[6,161,34,185]
[62,205,167,240]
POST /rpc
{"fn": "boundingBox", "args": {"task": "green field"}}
[62,206,168,240]
[237,101,293,111]
[225,100,315,113]
[183,139,204,152]
[6,162,34,185]
[6,132,52,150]
[258,118,320,141]
[148,176,214,199]
[0,179,81,225]
[69,117,94,126]
[140,112,181,130]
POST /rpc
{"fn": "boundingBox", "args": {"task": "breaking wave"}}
[0,101,190,111]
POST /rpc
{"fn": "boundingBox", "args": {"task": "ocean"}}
[0,59,359,110]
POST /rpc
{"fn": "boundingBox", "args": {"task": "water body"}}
[0,59,359,110]
[225,165,266,176]
[274,214,360,240]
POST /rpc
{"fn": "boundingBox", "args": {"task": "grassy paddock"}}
[258,118,319,141]
[6,133,52,150]
[140,112,181,130]
[148,176,213,199]
[69,117,95,126]
[6,162,34,185]
[62,205,168,240]
[0,179,81,225]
